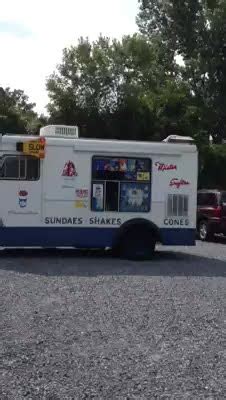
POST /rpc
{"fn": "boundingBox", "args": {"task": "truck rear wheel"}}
[118,226,156,261]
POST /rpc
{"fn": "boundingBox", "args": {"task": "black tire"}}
[118,226,156,261]
[198,220,214,241]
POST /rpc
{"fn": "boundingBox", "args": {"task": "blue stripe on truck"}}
[0,227,196,247]
[160,228,196,246]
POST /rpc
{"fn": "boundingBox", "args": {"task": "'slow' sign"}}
[22,138,46,159]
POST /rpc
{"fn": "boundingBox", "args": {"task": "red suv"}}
[197,189,226,241]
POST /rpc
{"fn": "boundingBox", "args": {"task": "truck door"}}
[0,155,42,228]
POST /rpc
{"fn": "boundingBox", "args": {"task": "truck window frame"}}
[0,154,40,181]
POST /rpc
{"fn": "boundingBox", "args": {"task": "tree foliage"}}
[47,34,199,140]
[137,0,226,143]
[0,87,46,135]
[199,144,226,189]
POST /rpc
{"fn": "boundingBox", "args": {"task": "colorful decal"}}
[75,189,89,199]
[18,190,28,208]
[92,184,104,211]
[104,159,118,172]
[102,158,129,172]
[62,161,78,177]
[94,159,106,172]
[155,162,177,171]
[124,159,137,180]
[137,172,150,181]
[127,159,136,172]
[120,183,150,212]
[93,157,151,181]
[169,178,190,189]
[135,159,147,172]
[22,138,46,159]
[75,188,89,208]
[119,159,127,172]
[75,200,88,209]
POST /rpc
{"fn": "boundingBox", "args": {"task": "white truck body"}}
[0,127,198,248]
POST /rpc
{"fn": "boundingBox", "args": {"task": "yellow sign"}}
[137,172,150,181]
[22,138,46,159]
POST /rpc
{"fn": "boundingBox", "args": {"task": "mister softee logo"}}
[155,162,177,171]
[62,161,78,177]
[169,178,190,188]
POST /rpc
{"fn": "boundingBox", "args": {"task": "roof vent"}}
[40,125,79,138]
[163,135,194,144]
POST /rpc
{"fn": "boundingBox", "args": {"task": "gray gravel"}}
[0,241,225,399]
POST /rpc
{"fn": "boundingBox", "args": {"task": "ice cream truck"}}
[0,125,198,259]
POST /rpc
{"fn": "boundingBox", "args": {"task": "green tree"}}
[199,144,226,189]
[0,87,46,135]
[137,0,226,143]
[47,34,196,140]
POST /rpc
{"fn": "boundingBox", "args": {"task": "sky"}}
[0,0,139,114]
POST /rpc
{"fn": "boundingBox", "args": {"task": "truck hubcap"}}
[200,223,207,240]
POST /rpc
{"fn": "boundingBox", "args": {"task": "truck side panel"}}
[0,140,197,247]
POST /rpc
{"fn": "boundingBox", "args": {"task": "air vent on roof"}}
[40,125,79,138]
[163,135,194,144]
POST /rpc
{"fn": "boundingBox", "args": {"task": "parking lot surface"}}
[0,241,225,399]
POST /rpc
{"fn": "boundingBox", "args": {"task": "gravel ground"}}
[0,241,225,399]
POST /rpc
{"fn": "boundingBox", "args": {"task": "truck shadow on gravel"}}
[0,248,225,277]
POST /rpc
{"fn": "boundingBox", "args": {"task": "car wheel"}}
[198,220,213,241]
[119,227,156,261]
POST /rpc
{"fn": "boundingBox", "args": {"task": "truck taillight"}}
[213,206,222,218]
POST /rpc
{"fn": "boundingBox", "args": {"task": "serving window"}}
[91,156,152,213]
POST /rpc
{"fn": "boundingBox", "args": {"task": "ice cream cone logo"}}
[62,161,78,177]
